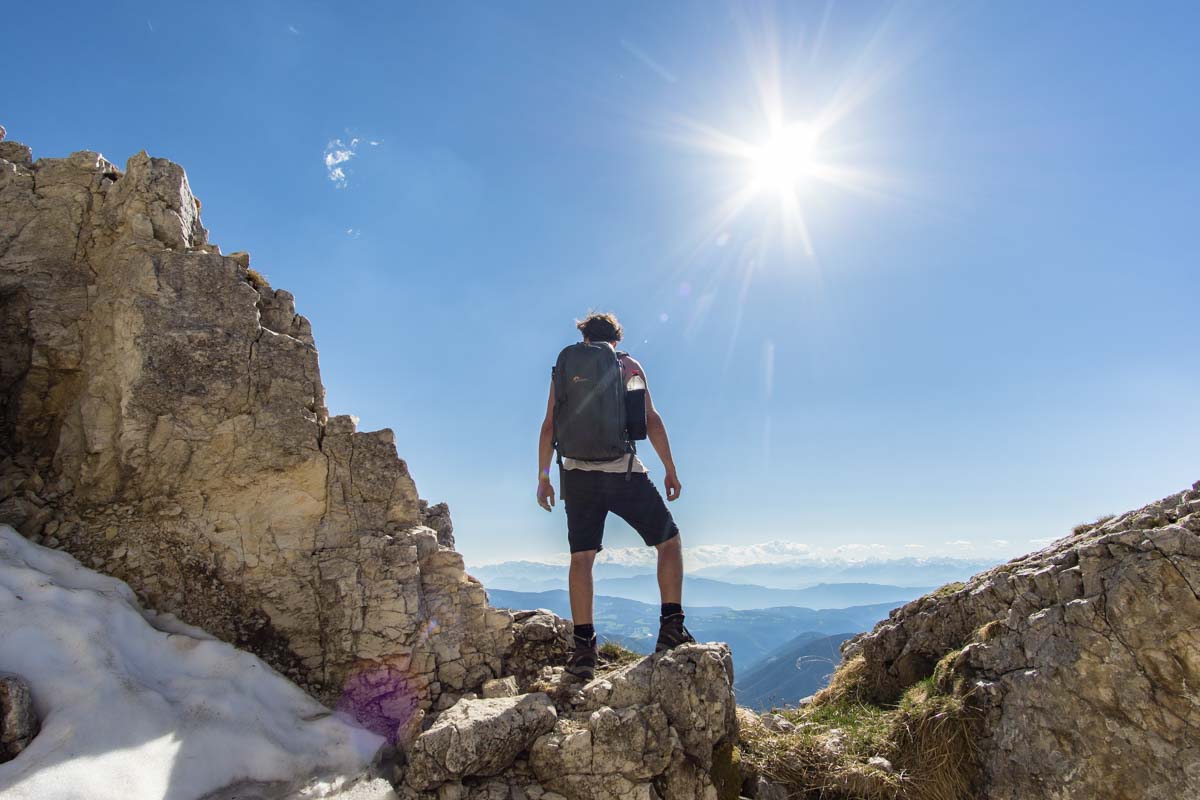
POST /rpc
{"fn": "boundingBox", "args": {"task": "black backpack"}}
[552,342,638,478]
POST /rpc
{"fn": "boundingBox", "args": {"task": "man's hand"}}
[664,470,682,501]
[537,477,556,511]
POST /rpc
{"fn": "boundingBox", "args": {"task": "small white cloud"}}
[287,24,300,35]
[991,539,1010,547]
[905,544,926,550]
[1029,537,1057,546]
[323,138,360,188]
[345,228,361,239]
[944,539,972,547]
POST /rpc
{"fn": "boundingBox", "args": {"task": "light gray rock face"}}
[406,693,558,790]
[0,673,37,762]
[397,644,738,800]
[581,643,737,770]
[419,500,455,549]
[502,609,574,690]
[0,139,512,732]
[842,482,1200,800]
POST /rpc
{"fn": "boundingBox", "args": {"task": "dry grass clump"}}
[245,267,269,291]
[598,640,642,667]
[930,581,966,598]
[974,620,1004,642]
[887,682,978,800]
[810,654,875,707]
[739,701,902,799]
[739,669,979,800]
[1071,512,1116,536]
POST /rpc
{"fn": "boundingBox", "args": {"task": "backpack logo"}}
[571,375,589,383]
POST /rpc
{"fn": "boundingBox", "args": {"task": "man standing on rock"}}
[536,312,694,680]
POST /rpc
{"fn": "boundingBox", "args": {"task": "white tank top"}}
[562,453,648,473]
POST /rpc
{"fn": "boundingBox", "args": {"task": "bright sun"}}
[749,122,821,196]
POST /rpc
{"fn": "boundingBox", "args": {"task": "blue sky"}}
[6,2,1198,564]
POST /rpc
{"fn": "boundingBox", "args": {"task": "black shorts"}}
[562,468,680,553]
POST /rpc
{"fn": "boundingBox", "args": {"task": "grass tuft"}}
[740,664,979,800]
[597,640,641,667]
[1072,513,1117,536]
[975,620,1004,643]
[245,267,269,292]
[810,653,875,707]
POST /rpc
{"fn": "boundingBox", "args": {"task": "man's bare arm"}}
[537,381,556,510]
[626,358,681,500]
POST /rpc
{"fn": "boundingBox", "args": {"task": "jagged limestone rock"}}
[395,644,738,800]
[580,643,737,769]
[0,673,38,762]
[406,693,558,790]
[502,609,573,691]
[529,704,675,800]
[481,676,519,699]
[842,481,1200,799]
[419,499,455,549]
[0,139,512,731]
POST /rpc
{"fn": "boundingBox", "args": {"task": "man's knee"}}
[570,549,598,568]
[655,533,681,554]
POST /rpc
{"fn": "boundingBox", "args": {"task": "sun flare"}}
[749,121,821,196]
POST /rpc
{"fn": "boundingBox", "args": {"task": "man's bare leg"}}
[566,549,599,679]
[656,535,683,605]
[569,549,597,624]
[654,535,694,650]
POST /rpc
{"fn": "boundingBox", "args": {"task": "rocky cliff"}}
[840,482,1200,799]
[736,482,1200,800]
[0,133,510,732]
[0,131,742,800]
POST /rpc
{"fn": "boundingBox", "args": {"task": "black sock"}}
[573,623,595,642]
[661,603,683,618]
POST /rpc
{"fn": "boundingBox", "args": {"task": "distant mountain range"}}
[469,556,997,596]
[691,557,998,589]
[484,588,900,672]
[591,575,929,610]
[735,632,857,711]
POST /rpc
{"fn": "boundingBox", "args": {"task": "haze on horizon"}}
[6,1,1197,566]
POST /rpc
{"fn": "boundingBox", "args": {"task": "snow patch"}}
[0,525,385,800]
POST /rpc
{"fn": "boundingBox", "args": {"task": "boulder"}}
[406,693,558,790]
[581,643,737,768]
[503,610,573,690]
[0,673,37,762]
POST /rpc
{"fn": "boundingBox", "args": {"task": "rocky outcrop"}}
[406,693,558,789]
[840,481,1200,799]
[0,674,37,763]
[503,609,575,690]
[398,642,739,800]
[0,136,512,731]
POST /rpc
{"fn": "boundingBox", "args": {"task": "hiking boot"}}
[565,634,598,680]
[655,613,696,652]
